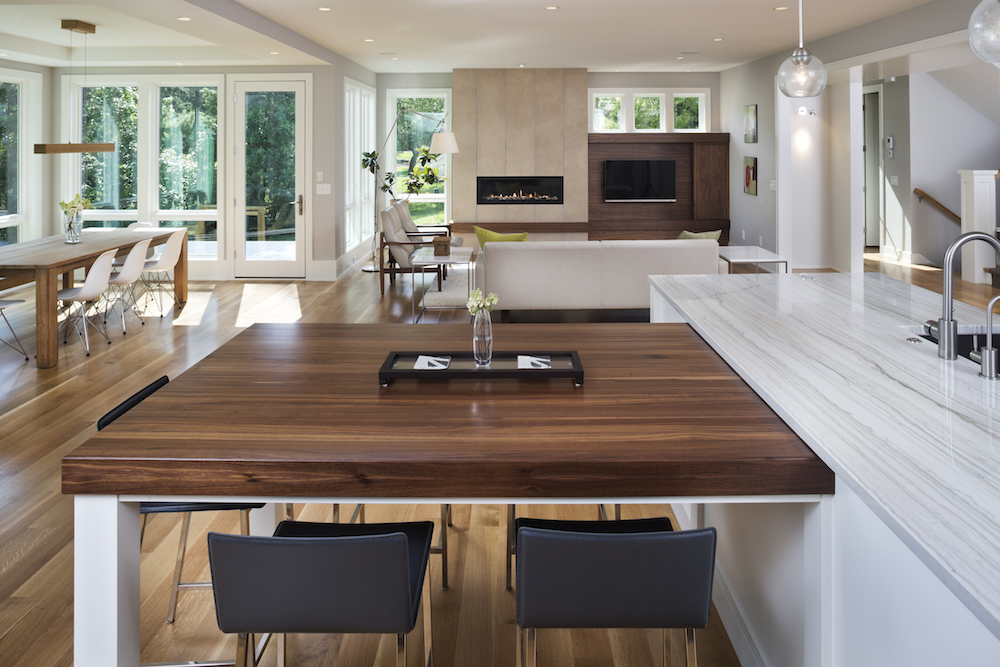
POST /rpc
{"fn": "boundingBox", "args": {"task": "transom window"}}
[589,89,710,134]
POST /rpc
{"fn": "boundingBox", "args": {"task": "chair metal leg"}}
[396,633,406,667]
[140,514,148,545]
[166,512,192,623]
[0,309,29,361]
[615,504,622,521]
[663,628,670,667]
[525,628,536,667]
[422,561,433,666]
[446,503,453,527]
[350,503,365,524]
[284,503,295,521]
[506,504,515,590]
[598,504,609,521]
[332,503,339,522]
[685,627,697,667]
[240,508,251,536]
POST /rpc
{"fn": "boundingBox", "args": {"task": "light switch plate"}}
[316,171,324,181]
[769,180,776,191]
[316,183,332,195]
[889,175,899,186]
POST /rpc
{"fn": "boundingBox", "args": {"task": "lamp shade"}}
[970,0,1000,63]
[430,132,459,155]
[777,47,828,98]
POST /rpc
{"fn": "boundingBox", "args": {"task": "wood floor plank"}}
[4,256,968,666]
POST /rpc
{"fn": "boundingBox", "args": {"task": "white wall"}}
[829,74,865,273]
[881,77,913,262]
[909,72,1000,269]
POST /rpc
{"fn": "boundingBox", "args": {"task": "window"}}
[634,95,665,131]
[0,81,18,223]
[594,95,623,132]
[673,93,707,132]
[386,89,450,225]
[345,78,375,251]
[66,75,222,258]
[0,68,42,245]
[81,86,138,216]
[590,89,711,133]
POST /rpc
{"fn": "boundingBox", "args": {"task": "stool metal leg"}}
[685,627,697,667]
[166,512,193,623]
[422,563,433,666]
[525,628,536,667]
[332,503,339,522]
[615,504,622,521]
[506,504,515,590]
[236,632,250,667]
[430,503,449,589]
[396,633,406,667]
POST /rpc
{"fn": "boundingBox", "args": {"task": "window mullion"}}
[136,80,152,224]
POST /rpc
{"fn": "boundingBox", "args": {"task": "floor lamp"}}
[361,109,458,273]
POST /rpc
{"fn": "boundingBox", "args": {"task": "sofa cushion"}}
[599,239,720,309]
[483,241,603,310]
[678,229,722,241]
[475,226,528,249]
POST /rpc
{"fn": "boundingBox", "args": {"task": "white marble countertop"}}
[650,272,1000,639]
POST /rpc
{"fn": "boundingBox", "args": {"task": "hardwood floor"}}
[0,254,993,666]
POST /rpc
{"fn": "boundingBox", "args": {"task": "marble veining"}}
[650,272,1000,639]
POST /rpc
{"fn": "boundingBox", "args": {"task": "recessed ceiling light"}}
[774,6,788,10]
[412,70,418,73]
[364,38,374,42]
[676,56,684,60]
[713,38,724,42]
[318,6,331,10]
[545,6,558,10]
[391,57,399,60]
[614,69,620,72]
[270,51,280,55]
[176,16,191,21]
[518,63,526,68]
[0,54,7,57]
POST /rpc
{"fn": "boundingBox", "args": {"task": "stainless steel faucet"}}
[926,231,1000,360]
[971,295,1000,379]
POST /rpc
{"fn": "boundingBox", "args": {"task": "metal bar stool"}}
[209,519,435,667]
[514,517,717,667]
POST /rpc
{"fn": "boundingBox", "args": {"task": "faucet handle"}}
[978,347,999,380]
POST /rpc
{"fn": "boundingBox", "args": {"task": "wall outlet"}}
[770,180,777,191]
[889,175,899,186]
[316,183,332,195]
[759,235,763,246]
[741,230,745,241]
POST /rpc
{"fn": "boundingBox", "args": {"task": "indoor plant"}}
[59,194,91,244]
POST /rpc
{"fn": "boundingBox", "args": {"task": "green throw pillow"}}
[474,226,529,248]
[678,229,722,241]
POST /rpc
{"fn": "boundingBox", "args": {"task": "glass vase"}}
[473,309,493,367]
[65,213,82,244]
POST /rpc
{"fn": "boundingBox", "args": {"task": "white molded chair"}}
[105,238,151,335]
[141,229,186,317]
[58,248,118,355]
[113,222,154,267]
[0,299,29,361]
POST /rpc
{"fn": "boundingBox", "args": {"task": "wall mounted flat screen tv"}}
[604,160,677,202]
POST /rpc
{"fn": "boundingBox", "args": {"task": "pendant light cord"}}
[798,0,804,49]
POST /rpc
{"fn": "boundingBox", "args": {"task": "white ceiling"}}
[0,0,945,72]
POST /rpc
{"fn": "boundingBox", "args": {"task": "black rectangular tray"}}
[379,351,584,386]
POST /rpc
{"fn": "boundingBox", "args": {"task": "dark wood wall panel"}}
[694,143,730,221]
[588,133,729,242]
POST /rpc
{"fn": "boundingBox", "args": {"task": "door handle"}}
[297,194,304,215]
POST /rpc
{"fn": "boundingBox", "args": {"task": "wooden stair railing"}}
[914,189,961,224]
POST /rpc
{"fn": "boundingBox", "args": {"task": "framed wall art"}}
[744,157,757,196]
[744,104,758,143]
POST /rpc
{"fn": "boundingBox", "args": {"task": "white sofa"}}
[475,239,724,310]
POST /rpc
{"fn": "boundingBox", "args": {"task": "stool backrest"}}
[516,526,717,630]
[97,376,169,431]
[208,531,415,634]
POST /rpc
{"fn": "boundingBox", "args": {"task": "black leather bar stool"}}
[514,517,717,667]
[97,375,265,625]
[208,520,435,667]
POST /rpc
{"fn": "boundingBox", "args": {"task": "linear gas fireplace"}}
[477,176,564,205]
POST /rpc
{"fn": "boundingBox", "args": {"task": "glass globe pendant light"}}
[776,0,828,98]
[969,0,1000,64]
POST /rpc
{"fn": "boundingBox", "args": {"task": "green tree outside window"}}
[0,82,18,217]
[674,96,700,130]
[594,96,621,130]
[634,96,661,130]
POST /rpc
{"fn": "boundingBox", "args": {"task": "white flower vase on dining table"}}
[473,310,493,367]
[65,213,82,244]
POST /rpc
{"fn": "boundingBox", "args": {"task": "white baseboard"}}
[712,566,766,667]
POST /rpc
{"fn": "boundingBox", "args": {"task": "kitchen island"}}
[651,272,1000,667]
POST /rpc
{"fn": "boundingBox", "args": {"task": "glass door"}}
[234,81,305,277]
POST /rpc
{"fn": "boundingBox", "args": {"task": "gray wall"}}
[882,76,912,262]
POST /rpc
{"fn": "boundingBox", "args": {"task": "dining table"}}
[62,322,834,666]
[0,228,187,368]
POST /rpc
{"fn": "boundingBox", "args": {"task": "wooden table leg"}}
[173,233,188,305]
[36,268,59,368]
[62,271,73,289]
